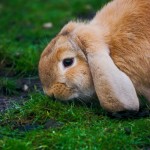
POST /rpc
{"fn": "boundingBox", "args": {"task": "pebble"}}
[23,84,29,92]
[43,22,53,29]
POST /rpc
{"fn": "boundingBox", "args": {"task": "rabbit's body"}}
[91,0,150,100]
[39,0,150,112]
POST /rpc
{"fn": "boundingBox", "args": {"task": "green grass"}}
[0,0,150,149]
[0,77,18,95]
[0,93,150,150]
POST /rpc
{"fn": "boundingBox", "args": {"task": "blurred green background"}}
[0,0,109,76]
[0,0,109,95]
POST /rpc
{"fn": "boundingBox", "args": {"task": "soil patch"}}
[0,77,42,112]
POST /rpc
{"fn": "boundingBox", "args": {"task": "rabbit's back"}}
[92,0,150,96]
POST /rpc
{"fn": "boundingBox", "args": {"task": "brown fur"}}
[39,0,150,112]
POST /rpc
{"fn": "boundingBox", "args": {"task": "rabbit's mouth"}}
[44,82,96,101]
[44,83,80,101]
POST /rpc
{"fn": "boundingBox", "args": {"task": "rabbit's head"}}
[39,22,95,101]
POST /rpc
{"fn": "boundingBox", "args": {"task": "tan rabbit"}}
[39,0,150,112]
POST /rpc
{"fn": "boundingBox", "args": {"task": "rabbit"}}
[39,0,150,112]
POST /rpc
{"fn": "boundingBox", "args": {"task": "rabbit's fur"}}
[39,0,150,112]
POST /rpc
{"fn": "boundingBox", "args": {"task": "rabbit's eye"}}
[63,58,74,67]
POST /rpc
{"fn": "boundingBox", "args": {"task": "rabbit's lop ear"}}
[75,26,140,112]
[88,49,140,112]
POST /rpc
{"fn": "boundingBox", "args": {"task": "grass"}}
[0,0,150,149]
[0,93,150,149]
[0,77,18,95]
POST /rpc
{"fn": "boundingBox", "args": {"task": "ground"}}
[0,0,150,149]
